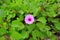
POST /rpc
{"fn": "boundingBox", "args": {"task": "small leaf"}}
[27,24,35,33]
[32,29,45,39]
[55,22,60,30]
[11,20,24,30]
[0,9,4,17]
[0,36,6,40]
[10,31,23,40]
[0,28,7,36]
[45,26,50,31]
[32,30,37,39]
[37,17,47,24]
[46,31,52,37]
[29,38,36,40]
[36,23,45,31]
[5,0,11,4]
[21,30,29,39]
[0,16,3,24]
[50,36,57,40]
[3,22,7,29]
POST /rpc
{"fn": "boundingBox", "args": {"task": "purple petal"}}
[25,14,34,24]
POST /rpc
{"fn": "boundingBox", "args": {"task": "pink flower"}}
[25,14,34,24]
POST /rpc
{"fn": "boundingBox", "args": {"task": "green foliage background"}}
[0,0,60,40]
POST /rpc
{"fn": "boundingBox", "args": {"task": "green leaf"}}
[45,26,50,31]
[0,36,6,40]
[55,22,60,30]
[50,36,57,40]
[46,11,57,17]
[19,10,24,14]
[11,20,24,30]
[7,12,16,22]
[5,0,11,4]
[3,22,7,29]
[27,24,35,33]
[46,31,52,37]
[0,28,7,36]
[33,7,40,16]
[21,30,29,39]
[0,9,4,17]
[37,17,47,24]
[32,30,37,39]
[32,29,45,39]
[18,15,24,21]
[57,0,60,2]
[10,31,23,40]
[29,38,36,40]
[46,0,55,3]
[0,8,8,18]
[0,16,3,24]
[36,23,45,31]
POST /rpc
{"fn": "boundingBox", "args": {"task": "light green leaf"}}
[32,29,45,39]
[11,20,24,30]
[37,17,47,24]
[0,36,6,40]
[32,30,37,39]
[0,16,3,24]
[0,28,7,36]
[21,30,29,39]
[10,31,23,40]
[55,22,60,30]
[46,31,52,37]
[36,23,45,31]
[29,38,36,40]
[50,36,57,40]
[27,24,35,33]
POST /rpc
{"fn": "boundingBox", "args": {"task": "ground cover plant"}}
[0,0,60,40]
